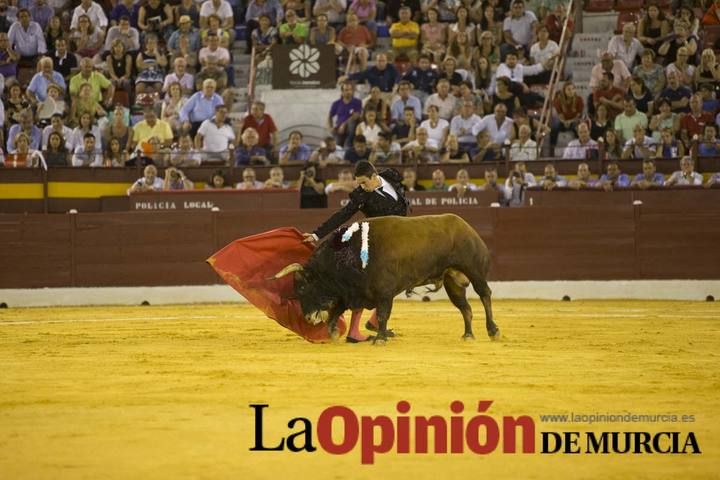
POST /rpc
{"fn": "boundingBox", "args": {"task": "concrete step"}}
[581,12,618,34]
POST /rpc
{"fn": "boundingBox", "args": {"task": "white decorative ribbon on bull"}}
[341,221,370,269]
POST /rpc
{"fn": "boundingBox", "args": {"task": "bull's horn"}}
[273,263,304,279]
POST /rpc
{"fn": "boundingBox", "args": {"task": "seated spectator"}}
[471,129,501,162]
[590,103,611,141]
[335,12,373,72]
[629,76,652,115]
[493,48,546,97]
[206,170,229,189]
[310,136,345,166]
[7,110,42,151]
[592,71,625,119]
[419,105,449,146]
[509,124,537,161]
[614,96,648,142]
[390,80,422,124]
[196,104,235,163]
[680,94,713,147]
[42,114,72,150]
[104,15,140,53]
[243,0,283,54]
[450,99,483,153]
[309,13,336,48]
[164,57,195,97]
[8,9,47,63]
[567,162,599,190]
[106,40,134,94]
[692,48,720,90]
[455,80,484,117]
[50,38,77,82]
[69,58,114,110]
[236,167,265,189]
[491,76,520,119]
[284,0,311,22]
[655,127,685,158]
[180,78,224,135]
[538,163,567,190]
[131,108,173,150]
[169,134,202,167]
[402,167,425,191]
[355,108,385,146]
[161,82,188,134]
[298,164,327,208]
[71,0,108,33]
[325,168,356,194]
[474,103,513,145]
[45,15,64,53]
[660,71,692,114]
[608,22,643,70]
[424,78,457,121]
[341,52,398,94]
[314,0,347,27]
[448,4,472,34]
[44,131,69,167]
[391,106,417,146]
[476,29,500,68]
[665,46,695,88]
[201,14,232,49]
[428,168,448,191]
[633,49,665,99]
[135,34,168,95]
[104,105,133,152]
[589,51,631,92]
[241,100,278,155]
[110,0,139,27]
[104,137,128,167]
[449,168,479,194]
[551,80,583,146]
[0,32,18,80]
[420,8,446,63]
[504,161,537,190]
[70,14,103,58]
[198,33,231,92]
[329,80,363,148]
[502,0,537,60]
[251,13,278,63]
[658,20,697,67]
[2,132,43,167]
[402,127,439,163]
[665,156,703,186]
[599,161,631,191]
[389,6,420,62]
[528,25,558,85]
[36,84,66,125]
[26,57,65,106]
[563,123,598,160]
[279,9,308,45]
[235,127,269,165]
[278,130,312,164]
[127,165,164,194]
[163,167,194,191]
[440,134,470,163]
[447,30,475,70]
[69,83,106,128]
[699,83,720,114]
[638,4,670,55]
[601,128,623,160]
[649,98,678,142]
[170,29,200,73]
[169,15,201,53]
[631,159,665,189]
[622,123,657,160]
[481,168,509,204]
[697,124,720,156]
[344,134,371,164]
[264,166,290,188]
[71,133,103,167]
[138,0,174,39]
[31,0,54,30]
[369,131,401,164]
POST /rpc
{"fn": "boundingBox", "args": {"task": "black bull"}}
[273,214,500,342]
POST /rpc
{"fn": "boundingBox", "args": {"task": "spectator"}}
[163,167,194,191]
[348,0,376,32]
[342,52,398,94]
[104,15,140,53]
[234,127,269,165]
[590,51,631,92]
[614,96,648,142]
[3,132,44,168]
[471,129,501,161]
[504,161,537,190]
[325,168,357,195]
[104,137,128,167]
[448,5,475,47]
[132,108,173,150]
[7,110,41,151]
[659,71,692,114]
[428,168,447,191]
[298,164,327,208]
[103,105,133,152]
[50,38,76,81]
[704,171,720,187]
[440,134,470,163]
[163,58,195,97]
[632,159,665,189]
[593,71,625,119]
[655,126,684,159]
[491,76,520,118]
[633,50,665,98]
[197,33,231,93]
[200,0,235,32]
[602,128,623,160]
[369,131,402,164]
[419,104,449,146]
[241,100,278,155]
[538,163,567,190]
[437,55,463,92]
[206,170,229,189]
[169,15,202,54]
[402,127,439,163]
[169,134,202,167]
[44,131,69,166]
[284,0,311,21]
[389,6,420,62]
[420,7,446,63]
[679,94,713,147]
[402,54,439,102]
[697,124,720,156]
[563,122,598,160]
[71,14,103,58]
[196,104,235,163]
[161,82,188,134]
[71,132,103,167]
[638,4,670,55]
[137,0,174,39]
[693,48,720,90]
[244,0,284,54]
[69,57,114,109]
[8,9,47,63]
[314,0,347,26]
[69,82,106,129]
[110,0,139,26]
[42,114,72,150]
[447,30,475,70]
[106,40,134,94]
[493,48,546,96]
[201,14,232,49]
[528,25,558,84]
[336,12,373,72]
[424,78,456,121]
[665,156,703,186]
[666,46,695,88]
[127,165,164,194]
[279,130,312,164]
[622,123,657,160]
[476,29,500,68]
[599,161,631,191]
[135,34,169,95]
[180,78,224,134]
[31,0,54,31]
[629,75,652,115]
[567,162,599,190]
[71,0,108,32]
[474,103,513,145]
[590,103,611,141]
[329,81,363,148]
[279,9,308,45]
[449,168,479,194]
[356,108,384,146]
[391,106,416,146]
[344,134,371,164]
[236,167,265,189]
[390,79,422,123]
[0,31,19,80]
[551,80,583,147]
[264,166,290,188]
[402,167,424,191]
[703,0,720,26]
[309,13,336,48]
[509,124,537,161]
[0,0,15,33]
[311,136,345,166]
[455,80,484,117]
[658,21,697,66]
[608,22,643,70]
[26,57,65,106]
[482,168,509,203]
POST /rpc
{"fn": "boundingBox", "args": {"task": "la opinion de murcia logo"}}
[289,45,320,78]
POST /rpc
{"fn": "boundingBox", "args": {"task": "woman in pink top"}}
[350,0,377,34]
[420,7,446,63]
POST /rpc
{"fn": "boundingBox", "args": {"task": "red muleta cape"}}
[207,227,346,343]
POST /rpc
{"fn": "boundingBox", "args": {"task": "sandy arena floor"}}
[0,300,718,480]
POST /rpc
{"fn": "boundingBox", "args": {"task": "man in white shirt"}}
[313,0,347,25]
[607,23,644,70]
[70,0,108,32]
[665,156,703,186]
[423,79,456,121]
[196,104,235,163]
[622,123,656,160]
[450,99,483,152]
[502,0,538,56]
[71,133,103,167]
[493,48,546,95]
[163,58,195,96]
[563,123,598,160]
[472,103,514,145]
[127,165,164,195]
[509,124,537,161]
[200,0,235,41]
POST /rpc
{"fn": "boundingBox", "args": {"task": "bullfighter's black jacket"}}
[313,168,409,239]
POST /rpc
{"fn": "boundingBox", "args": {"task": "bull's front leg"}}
[372,299,394,345]
[327,302,346,341]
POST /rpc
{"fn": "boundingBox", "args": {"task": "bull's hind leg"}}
[443,270,474,340]
[471,279,501,340]
[372,299,394,344]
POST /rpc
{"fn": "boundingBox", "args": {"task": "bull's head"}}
[273,263,336,324]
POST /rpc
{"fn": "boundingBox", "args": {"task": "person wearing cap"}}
[168,15,201,53]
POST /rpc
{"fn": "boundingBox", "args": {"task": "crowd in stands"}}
[1,0,720,197]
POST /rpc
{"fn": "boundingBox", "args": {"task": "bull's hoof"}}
[488,329,502,341]
[365,322,396,337]
[462,333,475,341]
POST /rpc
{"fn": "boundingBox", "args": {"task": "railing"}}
[345,46,355,76]
[247,45,258,112]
